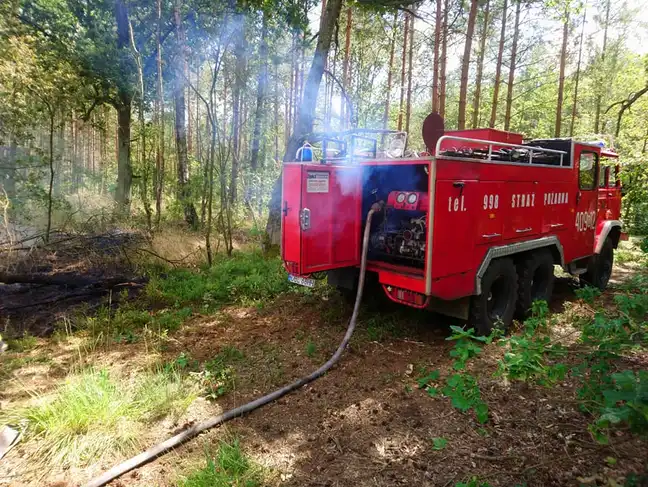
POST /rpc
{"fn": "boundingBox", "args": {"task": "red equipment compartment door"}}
[503,182,540,240]
[474,181,504,245]
[281,164,362,275]
[573,145,600,258]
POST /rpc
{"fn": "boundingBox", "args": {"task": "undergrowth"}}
[178,439,264,487]
[0,366,200,467]
[146,251,293,308]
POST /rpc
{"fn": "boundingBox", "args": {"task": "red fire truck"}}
[281,115,625,334]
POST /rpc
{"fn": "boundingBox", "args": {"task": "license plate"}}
[288,274,315,288]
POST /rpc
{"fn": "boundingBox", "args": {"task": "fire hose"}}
[83,202,383,487]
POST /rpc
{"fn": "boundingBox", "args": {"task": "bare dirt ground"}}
[1,254,647,487]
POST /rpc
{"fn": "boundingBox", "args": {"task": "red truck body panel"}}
[281,131,623,307]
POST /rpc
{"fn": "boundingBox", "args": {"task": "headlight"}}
[407,193,418,204]
[396,192,406,203]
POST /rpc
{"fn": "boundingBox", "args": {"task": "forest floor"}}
[0,234,647,487]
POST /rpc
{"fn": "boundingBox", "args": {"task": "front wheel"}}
[469,258,518,336]
[580,239,614,291]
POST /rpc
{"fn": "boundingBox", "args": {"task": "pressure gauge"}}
[396,192,406,203]
[407,193,418,204]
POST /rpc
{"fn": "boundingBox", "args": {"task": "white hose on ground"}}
[82,202,383,487]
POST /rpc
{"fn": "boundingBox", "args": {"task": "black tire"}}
[580,238,614,291]
[469,258,518,335]
[515,250,555,318]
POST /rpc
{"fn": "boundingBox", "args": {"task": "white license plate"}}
[288,274,315,288]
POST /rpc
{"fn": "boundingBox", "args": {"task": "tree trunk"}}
[439,0,448,119]
[155,0,164,226]
[342,7,353,128]
[490,0,507,128]
[250,12,269,173]
[472,0,490,128]
[265,0,344,247]
[45,109,55,243]
[174,0,198,227]
[555,13,569,138]
[570,7,586,137]
[230,14,246,204]
[594,0,610,134]
[504,0,520,131]
[458,0,479,130]
[405,12,414,135]
[114,0,132,213]
[398,13,409,131]
[384,12,398,129]
[432,0,441,113]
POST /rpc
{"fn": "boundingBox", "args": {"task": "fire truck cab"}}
[281,116,625,334]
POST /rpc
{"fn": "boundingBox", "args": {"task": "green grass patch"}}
[6,334,39,352]
[146,251,292,308]
[0,366,200,467]
[178,439,263,487]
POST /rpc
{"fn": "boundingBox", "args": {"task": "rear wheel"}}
[469,258,518,335]
[581,239,614,291]
[516,250,555,318]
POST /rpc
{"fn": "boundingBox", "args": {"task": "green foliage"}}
[431,437,448,450]
[442,373,489,424]
[0,367,199,467]
[305,340,316,358]
[455,478,492,487]
[593,370,648,437]
[147,252,291,307]
[575,286,601,304]
[6,333,38,352]
[496,301,568,385]
[193,347,245,400]
[178,439,263,487]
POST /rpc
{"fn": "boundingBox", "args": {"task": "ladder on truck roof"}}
[434,135,569,168]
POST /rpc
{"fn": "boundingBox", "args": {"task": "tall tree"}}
[405,12,415,134]
[555,10,570,137]
[250,12,269,174]
[398,13,409,131]
[439,0,449,119]
[458,0,479,129]
[342,6,353,128]
[230,13,247,204]
[593,0,611,134]
[504,0,521,131]
[155,0,165,225]
[173,0,198,227]
[570,6,586,136]
[384,12,398,129]
[472,0,490,128]
[490,0,507,128]
[432,0,441,113]
[114,0,133,213]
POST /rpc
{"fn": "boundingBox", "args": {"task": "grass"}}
[146,251,293,308]
[178,439,263,487]
[0,366,200,467]
[6,334,39,352]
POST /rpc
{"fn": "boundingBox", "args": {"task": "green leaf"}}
[474,402,489,424]
[431,437,448,450]
[426,387,439,397]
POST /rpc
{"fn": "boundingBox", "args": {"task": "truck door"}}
[281,164,362,275]
[573,146,599,258]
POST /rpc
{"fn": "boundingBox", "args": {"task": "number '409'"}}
[483,194,499,210]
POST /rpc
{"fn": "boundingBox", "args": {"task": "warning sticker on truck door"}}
[306,171,330,193]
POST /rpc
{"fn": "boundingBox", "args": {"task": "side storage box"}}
[281,164,362,275]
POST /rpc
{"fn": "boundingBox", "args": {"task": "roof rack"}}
[434,135,569,167]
